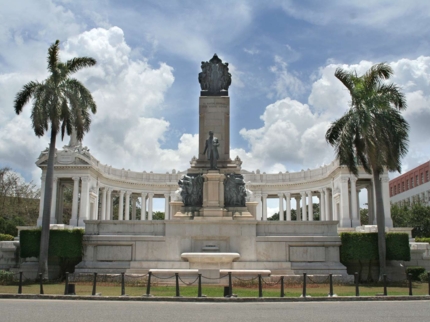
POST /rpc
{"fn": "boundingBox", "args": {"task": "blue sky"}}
[1,0,430,195]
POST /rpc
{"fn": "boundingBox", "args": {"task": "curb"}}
[1,294,429,302]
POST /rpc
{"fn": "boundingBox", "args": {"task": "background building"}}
[390,161,430,206]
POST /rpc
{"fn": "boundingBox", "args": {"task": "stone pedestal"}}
[190,96,239,171]
[200,170,227,218]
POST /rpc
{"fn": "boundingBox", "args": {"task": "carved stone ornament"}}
[198,54,232,96]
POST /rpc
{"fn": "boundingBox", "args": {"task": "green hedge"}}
[0,233,14,241]
[20,229,84,259]
[406,267,426,281]
[415,237,430,243]
[340,232,410,262]
[386,233,411,261]
[340,232,378,262]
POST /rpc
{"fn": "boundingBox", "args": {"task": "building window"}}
[416,175,419,186]
[398,184,400,192]
[394,186,397,194]
[421,173,424,184]
[402,182,405,191]
[412,178,414,188]
[407,180,410,189]
[427,171,429,181]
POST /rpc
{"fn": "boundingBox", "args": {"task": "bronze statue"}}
[198,54,231,96]
[203,131,219,170]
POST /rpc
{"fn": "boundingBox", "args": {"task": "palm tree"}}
[14,40,97,278]
[326,63,409,278]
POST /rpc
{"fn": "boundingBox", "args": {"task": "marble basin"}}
[181,252,240,265]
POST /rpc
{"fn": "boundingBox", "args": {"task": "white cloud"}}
[236,56,430,175]
[269,55,305,99]
[236,97,333,172]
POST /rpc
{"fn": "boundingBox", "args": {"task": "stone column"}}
[57,184,64,224]
[262,194,268,221]
[164,193,170,220]
[278,193,284,221]
[301,192,307,221]
[381,174,393,228]
[324,188,330,221]
[307,190,313,221]
[367,183,375,224]
[69,177,81,226]
[350,176,360,227]
[50,177,58,224]
[254,193,262,220]
[118,190,125,220]
[339,176,351,227]
[78,176,90,226]
[93,186,100,220]
[285,193,291,221]
[295,196,301,221]
[141,192,147,220]
[124,191,131,220]
[131,196,137,220]
[148,193,154,220]
[319,189,325,221]
[101,187,107,220]
[357,189,361,223]
[106,189,112,221]
[37,175,46,227]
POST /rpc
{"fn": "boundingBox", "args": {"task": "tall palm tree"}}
[14,40,97,278]
[326,63,409,277]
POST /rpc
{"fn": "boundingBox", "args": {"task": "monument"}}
[30,54,395,281]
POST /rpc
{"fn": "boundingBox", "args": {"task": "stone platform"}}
[75,220,348,283]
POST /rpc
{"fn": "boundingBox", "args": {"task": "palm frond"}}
[66,57,97,75]
[14,81,41,114]
[334,68,355,93]
[47,40,61,83]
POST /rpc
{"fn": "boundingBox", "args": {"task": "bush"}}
[406,267,426,281]
[0,270,14,285]
[386,233,411,261]
[415,237,430,243]
[340,233,379,262]
[20,229,83,259]
[0,233,14,241]
[419,271,429,282]
[20,229,84,277]
[340,232,411,262]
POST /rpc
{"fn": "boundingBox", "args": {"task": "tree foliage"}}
[0,167,40,236]
[326,63,409,278]
[14,40,96,277]
[391,203,430,238]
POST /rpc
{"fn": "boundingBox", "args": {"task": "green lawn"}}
[1,282,428,297]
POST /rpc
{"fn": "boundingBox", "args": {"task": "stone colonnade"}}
[37,175,174,227]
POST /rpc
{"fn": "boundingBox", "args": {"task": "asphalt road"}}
[1,299,430,322]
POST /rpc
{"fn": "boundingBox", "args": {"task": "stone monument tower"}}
[172,54,256,219]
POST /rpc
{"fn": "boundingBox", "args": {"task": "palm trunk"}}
[37,127,57,279]
[372,167,386,280]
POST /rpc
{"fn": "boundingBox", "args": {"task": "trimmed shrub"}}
[419,271,429,282]
[20,229,84,276]
[415,237,430,243]
[386,233,411,261]
[0,233,14,241]
[19,229,41,258]
[340,232,411,262]
[20,229,83,259]
[406,267,426,281]
[340,232,378,262]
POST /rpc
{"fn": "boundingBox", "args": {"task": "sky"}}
[1,1,430,214]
